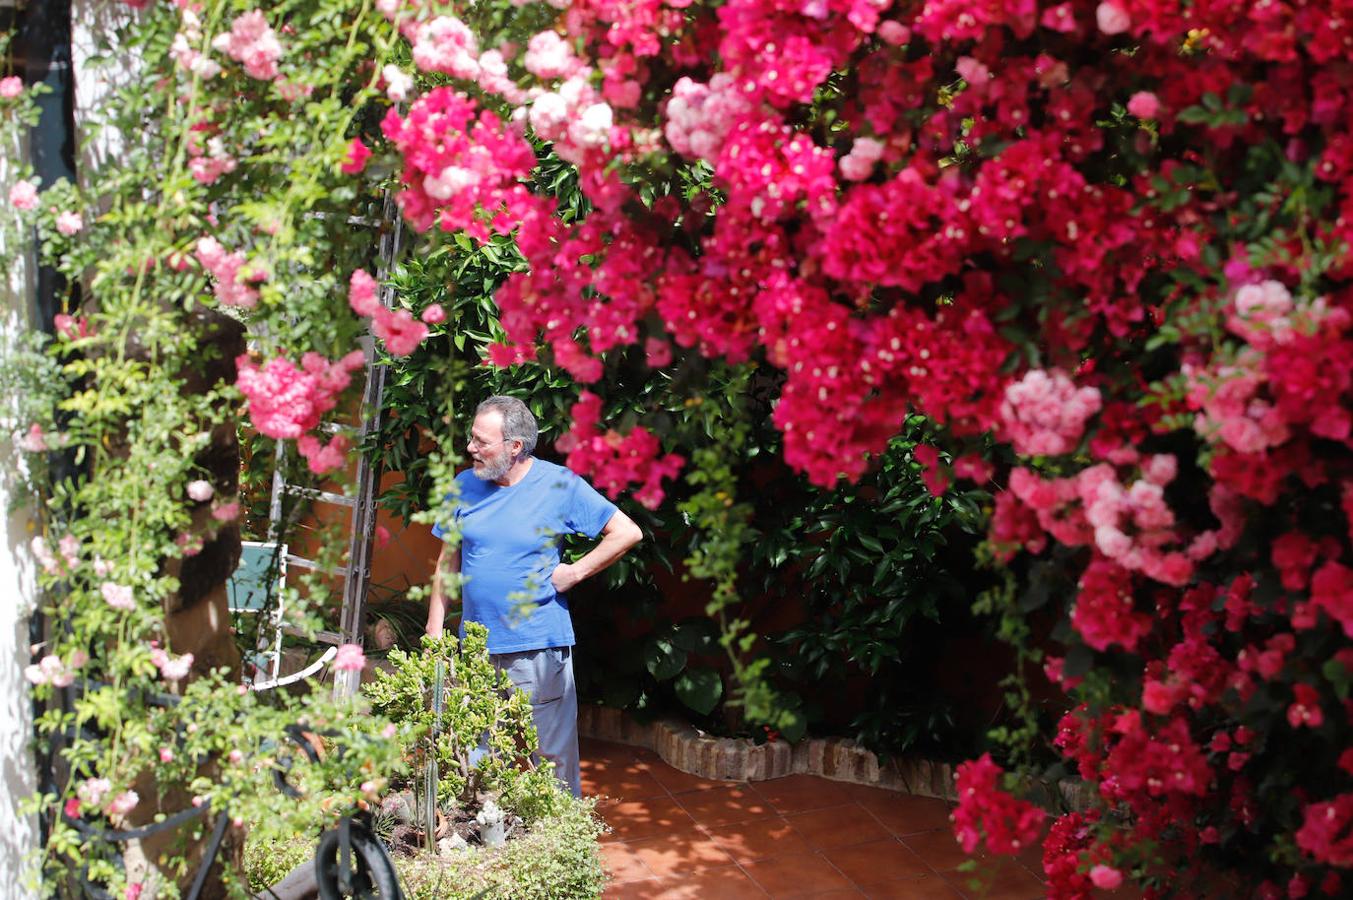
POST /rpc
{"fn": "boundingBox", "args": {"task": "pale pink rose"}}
[382,64,413,102]
[150,647,194,681]
[77,777,111,807]
[334,643,366,671]
[159,747,174,763]
[18,423,48,452]
[955,56,991,88]
[228,749,244,765]
[1089,865,1124,889]
[876,21,910,45]
[420,303,446,324]
[186,479,214,502]
[58,534,80,567]
[0,76,22,99]
[1126,91,1160,119]
[1096,2,1130,35]
[106,790,139,817]
[55,211,83,235]
[9,181,38,211]
[211,501,240,522]
[101,582,135,610]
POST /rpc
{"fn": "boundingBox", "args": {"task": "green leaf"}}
[674,668,723,716]
[671,618,719,655]
[643,638,687,681]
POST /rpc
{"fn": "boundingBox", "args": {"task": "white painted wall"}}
[0,73,40,900]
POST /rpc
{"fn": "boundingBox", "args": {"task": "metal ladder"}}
[266,193,405,698]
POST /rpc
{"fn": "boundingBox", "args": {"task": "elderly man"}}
[426,395,643,797]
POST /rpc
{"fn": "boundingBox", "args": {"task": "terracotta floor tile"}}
[601,794,698,843]
[674,783,775,827]
[754,774,854,814]
[848,788,955,837]
[605,865,771,899]
[856,874,965,899]
[625,831,737,877]
[823,837,932,885]
[584,759,670,804]
[601,840,658,884]
[786,803,894,851]
[942,858,1045,900]
[900,828,979,872]
[644,759,730,795]
[582,738,643,761]
[743,852,860,898]
[603,877,667,899]
[704,815,815,864]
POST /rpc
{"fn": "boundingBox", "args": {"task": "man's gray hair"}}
[477,395,538,457]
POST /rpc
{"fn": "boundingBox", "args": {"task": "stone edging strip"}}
[578,705,959,801]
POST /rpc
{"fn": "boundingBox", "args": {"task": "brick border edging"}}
[578,705,960,801]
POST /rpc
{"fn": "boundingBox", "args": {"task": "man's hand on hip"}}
[550,562,583,593]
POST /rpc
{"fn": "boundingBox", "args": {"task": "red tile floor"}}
[582,738,1049,900]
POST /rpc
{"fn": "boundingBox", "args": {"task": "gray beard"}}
[473,455,513,482]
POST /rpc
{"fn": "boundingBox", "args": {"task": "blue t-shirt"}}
[431,458,618,654]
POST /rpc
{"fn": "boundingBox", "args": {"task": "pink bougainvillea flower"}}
[952,753,1045,855]
[334,643,366,671]
[1297,794,1353,867]
[9,180,38,211]
[374,525,391,549]
[340,138,371,175]
[101,582,135,610]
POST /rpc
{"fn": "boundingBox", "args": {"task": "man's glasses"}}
[467,436,510,450]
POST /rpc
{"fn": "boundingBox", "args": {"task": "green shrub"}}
[363,623,567,820]
[244,800,607,899]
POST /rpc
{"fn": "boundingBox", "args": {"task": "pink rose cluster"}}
[1000,369,1103,457]
[195,237,260,308]
[234,350,364,440]
[555,392,684,510]
[25,650,88,688]
[211,10,283,81]
[348,269,428,357]
[149,646,194,682]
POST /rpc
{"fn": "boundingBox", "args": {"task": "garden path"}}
[583,738,1050,900]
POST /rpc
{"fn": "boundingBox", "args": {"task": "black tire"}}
[314,823,401,899]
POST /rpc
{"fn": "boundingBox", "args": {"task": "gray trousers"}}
[491,646,581,798]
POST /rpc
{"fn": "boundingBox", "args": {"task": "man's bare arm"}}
[425,541,461,638]
[551,510,643,593]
